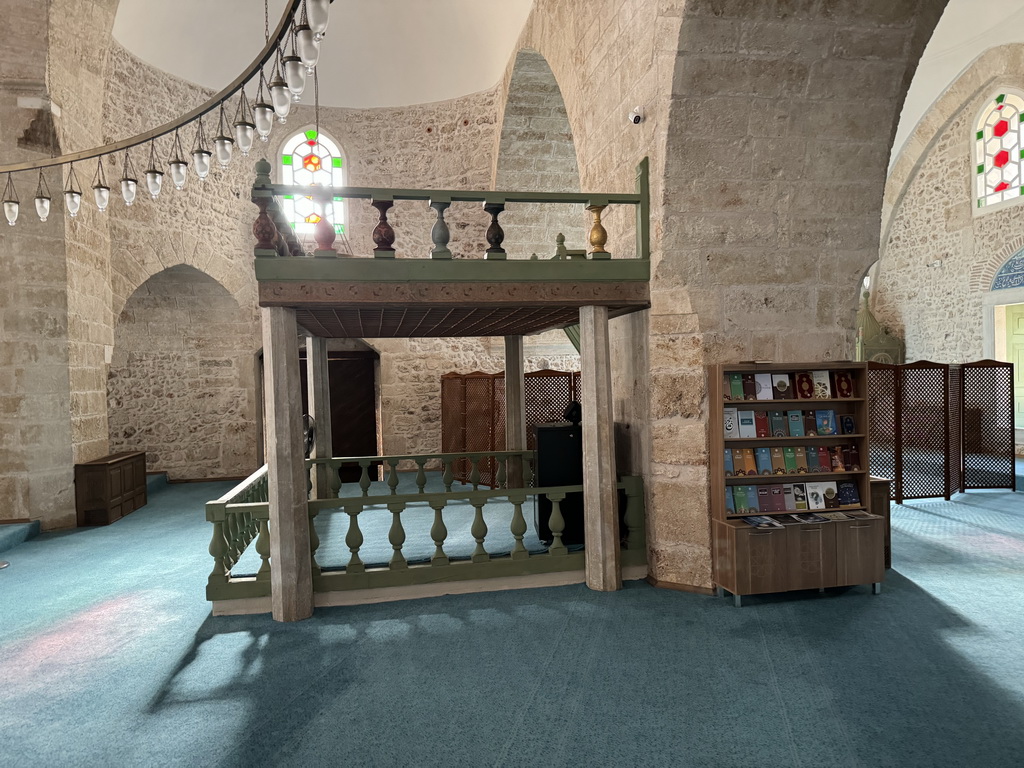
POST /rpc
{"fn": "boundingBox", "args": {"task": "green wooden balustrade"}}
[206,455,647,603]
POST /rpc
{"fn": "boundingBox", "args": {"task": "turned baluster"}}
[523,453,535,487]
[470,502,489,562]
[469,456,481,490]
[255,518,272,580]
[358,460,372,496]
[224,514,238,564]
[388,501,408,569]
[496,455,507,489]
[344,502,365,573]
[308,509,322,578]
[330,461,342,497]
[509,493,529,560]
[442,459,454,492]
[547,493,568,556]
[483,198,506,260]
[371,198,396,258]
[252,159,278,257]
[414,458,427,493]
[586,202,611,259]
[387,458,400,495]
[553,232,567,260]
[429,198,452,259]
[429,500,449,566]
[207,520,230,583]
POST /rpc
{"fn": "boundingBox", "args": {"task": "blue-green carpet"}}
[1,481,1023,766]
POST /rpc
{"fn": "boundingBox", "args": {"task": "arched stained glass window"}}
[975,91,1024,210]
[280,129,345,234]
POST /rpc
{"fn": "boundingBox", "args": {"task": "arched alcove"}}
[107,264,258,480]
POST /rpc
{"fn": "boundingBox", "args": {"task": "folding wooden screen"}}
[868,360,1014,502]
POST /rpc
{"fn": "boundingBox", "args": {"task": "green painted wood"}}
[255,519,271,582]
[344,501,365,574]
[388,502,408,570]
[206,576,272,601]
[429,500,449,566]
[470,502,489,563]
[509,494,528,561]
[306,483,585,513]
[548,493,568,556]
[636,157,650,261]
[262,182,642,206]
[563,324,581,352]
[387,459,400,495]
[415,458,427,493]
[255,257,650,284]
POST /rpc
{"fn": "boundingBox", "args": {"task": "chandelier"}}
[0,0,334,226]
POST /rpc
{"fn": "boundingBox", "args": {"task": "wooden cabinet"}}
[710,362,883,605]
[74,451,148,526]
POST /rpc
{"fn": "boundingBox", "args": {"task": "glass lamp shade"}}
[295,25,320,71]
[214,135,234,167]
[35,195,50,221]
[192,149,212,179]
[284,56,306,100]
[145,169,163,200]
[269,77,291,122]
[93,184,110,212]
[308,0,330,40]
[121,178,137,206]
[65,189,82,218]
[254,102,275,141]
[3,199,18,226]
[233,121,255,156]
[168,160,188,190]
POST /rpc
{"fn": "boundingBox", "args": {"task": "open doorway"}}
[992,302,1024,429]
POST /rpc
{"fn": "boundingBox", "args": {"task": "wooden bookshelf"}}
[710,362,884,606]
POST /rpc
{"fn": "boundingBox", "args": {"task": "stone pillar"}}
[504,335,526,487]
[579,305,621,591]
[306,335,333,499]
[262,307,314,622]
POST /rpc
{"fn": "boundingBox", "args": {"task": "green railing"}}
[205,466,271,601]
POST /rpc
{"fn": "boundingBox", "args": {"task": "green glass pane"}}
[332,157,342,168]
[978,164,985,174]
[290,222,297,229]
[305,129,318,141]
[333,196,343,201]
[281,155,293,165]
[996,94,1006,103]
[284,194,294,200]
[334,224,343,234]
[977,130,984,140]
[978,199,984,208]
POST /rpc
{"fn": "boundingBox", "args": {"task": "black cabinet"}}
[534,423,585,545]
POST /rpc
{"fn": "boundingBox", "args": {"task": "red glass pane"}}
[995,181,1010,192]
[302,155,322,171]
[994,119,1010,138]
[307,140,317,146]
[995,150,1010,168]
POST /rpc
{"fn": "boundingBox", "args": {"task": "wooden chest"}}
[74,451,148,526]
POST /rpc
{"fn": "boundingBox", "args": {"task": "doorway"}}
[993,302,1024,429]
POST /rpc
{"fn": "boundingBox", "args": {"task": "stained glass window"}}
[280,129,345,234]
[975,92,1024,210]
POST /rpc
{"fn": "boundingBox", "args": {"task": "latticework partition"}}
[961,360,1015,490]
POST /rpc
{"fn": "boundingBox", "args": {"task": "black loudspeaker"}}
[534,423,585,545]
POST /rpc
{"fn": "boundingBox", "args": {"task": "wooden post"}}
[505,335,526,488]
[306,335,333,500]
[262,306,314,621]
[579,305,621,591]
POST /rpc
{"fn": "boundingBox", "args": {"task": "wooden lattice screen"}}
[868,359,1014,502]
[441,369,580,485]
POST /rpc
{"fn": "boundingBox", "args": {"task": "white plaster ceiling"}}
[112,0,534,108]
[892,0,1024,169]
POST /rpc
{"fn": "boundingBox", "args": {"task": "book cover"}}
[768,484,787,512]
[805,446,819,471]
[782,483,796,511]
[737,410,756,438]
[792,482,808,510]
[822,481,840,508]
[755,447,773,475]
[772,373,793,399]
[729,373,744,400]
[743,515,783,529]
[803,411,818,436]
[725,485,736,513]
[723,407,739,439]
[724,448,735,477]
[811,370,832,399]
[741,373,757,400]
[844,444,861,471]
[756,485,771,512]
[783,446,797,473]
[840,414,856,435]
[723,374,733,400]
[805,482,828,510]
[754,411,770,438]
[832,370,855,398]
[829,446,845,472]
[769,410,788,437]
[754,373,773,400]
[837,480,861,507]
[787,410,805,437]
[732,448,747,475]
[770,446,786,474]
[731,485,749,512]
[794,446,808,473]
[818,511,853,521]
[740,448,757,476]
[742,486,761,513]
[794,371,815,399]
[817,448,832,473]
[790,512,829,523]
[815,409,837,436]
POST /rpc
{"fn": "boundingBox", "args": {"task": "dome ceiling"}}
[112,0,534,109]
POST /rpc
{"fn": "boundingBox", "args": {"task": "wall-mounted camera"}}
[628,106,644,125]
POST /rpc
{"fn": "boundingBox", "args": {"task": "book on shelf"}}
[769,410,788,437]
[756,485,771,512]
[743,515,784,529]
[772,373,792,399]
[723,407,739,439]
[787,409,804,436]
[794,446,808,473]
[840,414,856,435]
[844,510,879,519]
[789,512,829,523]
[741,373,757,400]
[731,485,749,512]
[755,447,773,475]
[837,480,861,507]
[770,446,787,474]
[815,409,837,436]
[811,370,832,399]
[806,481,838,510]
[725,485,736,513]
[729,373,744,400]
[823,482,840,508]
[829,446,845,472]
[724,448,735,477]
[768,484,786,511]
[806,446,820,472]
[754,373,773,400]
[782,446,797,473]
[783,483,796,510]
[818,511,854,521]
[737,410,756,438]
[754,411,770,438]
[794,371,815,399]
[743,486,761,513]
[817,448,832,473]
[792,482,808,510]
[739,448,757,476]
[832,370,855,399]
[723,374,733,400]
[803,411,818,436]
[843,444,862,471]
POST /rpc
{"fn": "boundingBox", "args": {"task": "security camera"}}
[628,106,644,125]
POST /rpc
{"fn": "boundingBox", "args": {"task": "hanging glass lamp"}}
[92,157,110,212]
[214,103,234,167]
[64,164,83,217]
[2,173,19,226]
[307,0,330,40]
[295,24,320,72]
[33,169,51,221]
[269,71,291,122]
[168,130,188,190]
[284,55,306,101]
[144,141,163,199]
[192,118,212,179]
[120,150,138,206]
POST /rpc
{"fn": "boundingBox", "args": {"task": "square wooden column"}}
[262,307,314,622]
[504,336,526,487]
[306,335,334,500]
[579,305,621,591]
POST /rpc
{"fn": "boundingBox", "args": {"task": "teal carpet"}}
[1,482,1023,766]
